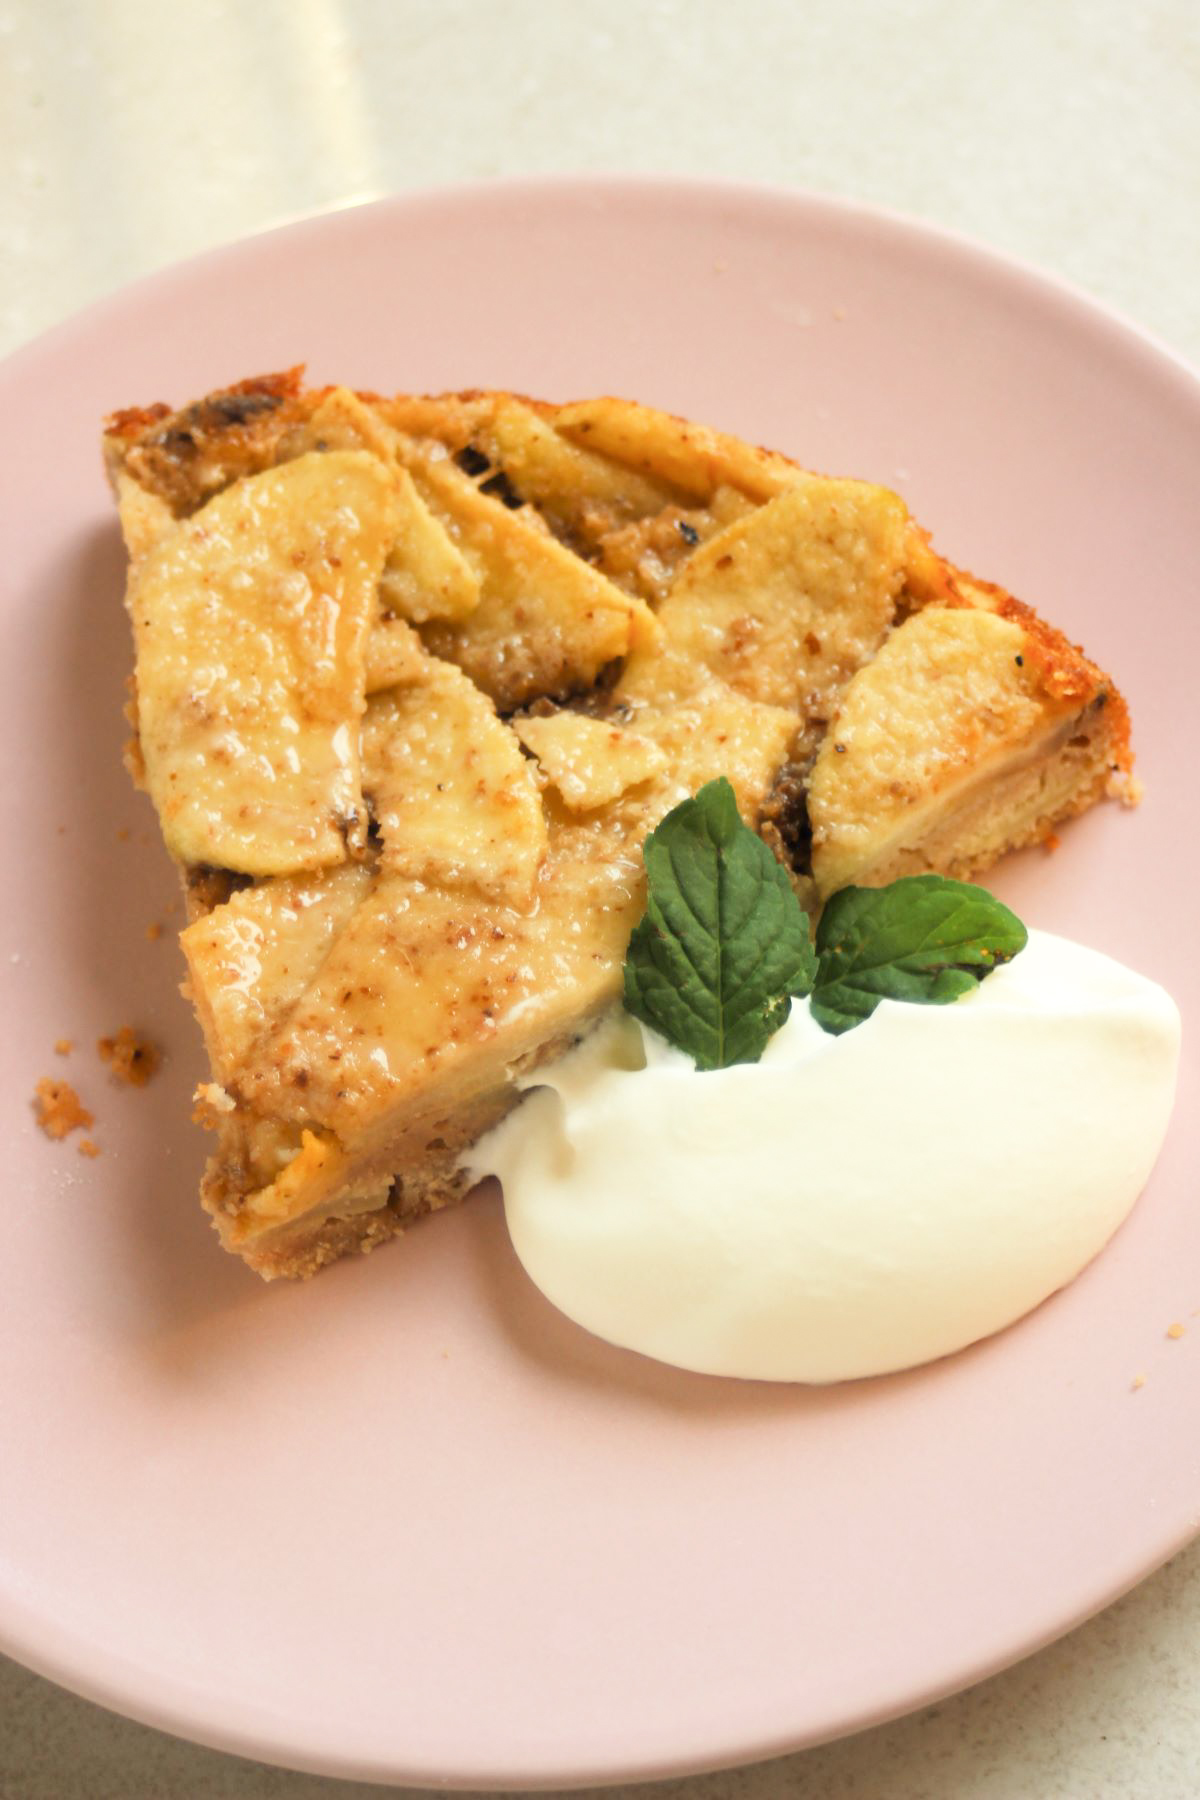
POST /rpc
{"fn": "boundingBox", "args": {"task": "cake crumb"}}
[1131,1373,1147,1390]
[116,827,131,842]
[193,1081,234,1127]
[98,1026,160,1087]
[77,1138,101,1159]
[145,922,163,941]
[54,1037,73,1056]
[34,1078,93,1140]
[1114,772,1144,808]
[1042,831,1062,853]
[1167,1322,1186,1340]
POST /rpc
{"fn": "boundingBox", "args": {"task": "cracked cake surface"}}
[103,372,1133,1278]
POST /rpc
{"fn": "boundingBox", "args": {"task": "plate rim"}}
[3,170,1198,395]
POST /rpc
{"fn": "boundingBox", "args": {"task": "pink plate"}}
[0,178,1197,1788]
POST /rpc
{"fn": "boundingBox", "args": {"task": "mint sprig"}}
[623,779,816,1070]
[622,784,1028,1067]
[810,875,1028,1035]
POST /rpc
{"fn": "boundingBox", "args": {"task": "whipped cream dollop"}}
[470,931,1181,1383]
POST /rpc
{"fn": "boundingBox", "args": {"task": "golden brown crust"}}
[229,1164,471,1281]
[198,1107,486,1279]
[104,368,310,515]
[947,568,1134,780]
[103,400,171,441]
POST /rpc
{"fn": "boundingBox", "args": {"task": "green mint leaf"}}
[623,778,817,1070]
[811,874,1027,1035]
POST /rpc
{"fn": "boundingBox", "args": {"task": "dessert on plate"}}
[103,372,1133,1278]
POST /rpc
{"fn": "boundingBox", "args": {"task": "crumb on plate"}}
[78,1138,101,1158]
[1131,1373,1147,1391]
[1167,1321,1186,1341]
[98,1025,160,1087]
[34,1078,93,1140]
[54,1037,73,1056]
[145,922,163,941]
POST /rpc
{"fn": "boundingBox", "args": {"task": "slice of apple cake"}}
[103,372,1133,1278]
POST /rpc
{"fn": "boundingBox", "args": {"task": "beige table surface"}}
[2,3,1198,1796]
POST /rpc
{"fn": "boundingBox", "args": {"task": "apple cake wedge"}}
[103,373,1133,1278]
